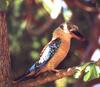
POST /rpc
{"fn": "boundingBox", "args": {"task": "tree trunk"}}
[0,12,13,87]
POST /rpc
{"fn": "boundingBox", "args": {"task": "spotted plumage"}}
[39,38,61,64]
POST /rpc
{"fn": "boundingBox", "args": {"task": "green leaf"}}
[95,66,100,77]
[74,70,81,79]
[83,70,91,81]
[92,65,98,78]
[83,64,99,82]
[74,62,92,79]
[80,62,92,72]
[83,64,93,81]
[74,62,100,82]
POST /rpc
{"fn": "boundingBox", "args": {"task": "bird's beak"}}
[70,30,85,41]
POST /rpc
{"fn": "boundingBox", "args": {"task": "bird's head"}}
[58,22,85,41]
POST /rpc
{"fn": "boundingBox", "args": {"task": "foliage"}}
[74,61,100,82]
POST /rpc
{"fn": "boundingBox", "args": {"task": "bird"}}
[13,22,85,82]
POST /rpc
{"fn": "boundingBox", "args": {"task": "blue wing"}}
[38,38,61,65]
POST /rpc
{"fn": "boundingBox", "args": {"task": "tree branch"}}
[24,0,54,36]
[13,58,100,87]
[75,0,98,13]
[14,67,77,87]
[66,0,98,13]
[86,78,100,87]
[82,12,100,62]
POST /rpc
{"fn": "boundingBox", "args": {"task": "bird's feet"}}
[51,69,61,73]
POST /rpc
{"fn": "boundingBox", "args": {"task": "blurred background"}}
[6,0,100,87]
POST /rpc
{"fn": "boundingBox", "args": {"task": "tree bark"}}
[0,12,13,87]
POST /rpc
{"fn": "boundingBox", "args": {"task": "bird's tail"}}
[13,71,31,83]
[13,63,37,83]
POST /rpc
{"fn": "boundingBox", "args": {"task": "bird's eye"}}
[59,24,64,30]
